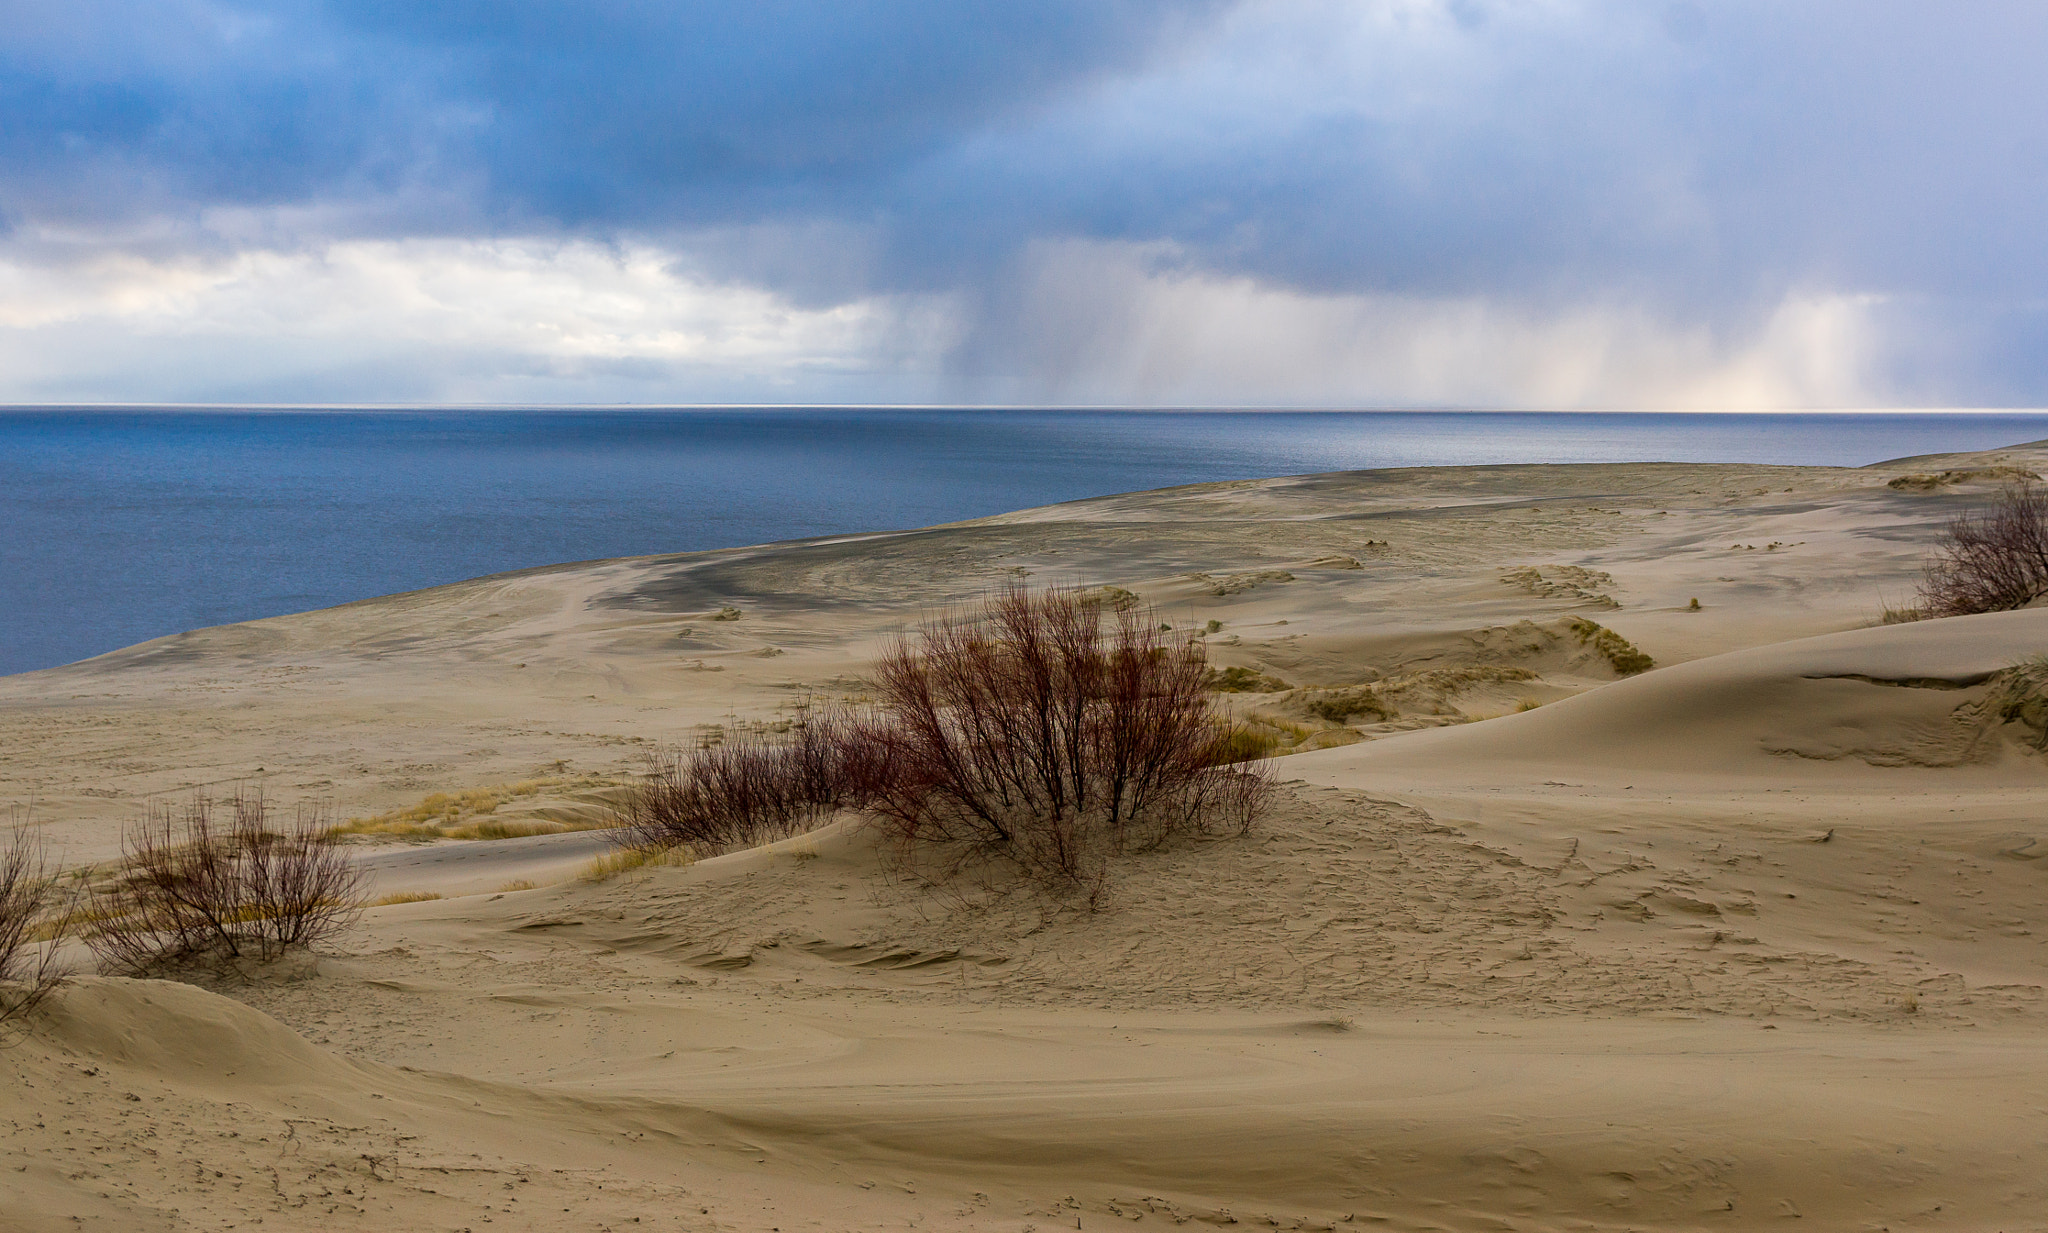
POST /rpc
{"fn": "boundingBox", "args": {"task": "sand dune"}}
[1297,606,2048,783]
[6,442,2048,1231]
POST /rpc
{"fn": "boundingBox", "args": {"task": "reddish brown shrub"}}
[1919,481,2048,617]
[860,585,1272,889]
[85,791,364,975]
[1,825,67,1032]
[618,712,876,855]
[619,586,1272,891]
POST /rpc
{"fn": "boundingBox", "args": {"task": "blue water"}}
[4,408,2045,676]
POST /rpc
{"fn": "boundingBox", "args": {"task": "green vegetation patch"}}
[1204,665,1294,693]
[1987,656,2048,748]
[1298,686,1390,724]
[1887,466,2040,491]
[1566,617,1655,675]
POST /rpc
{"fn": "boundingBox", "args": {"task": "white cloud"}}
[0,231,1889,407]
[0,236,962,403]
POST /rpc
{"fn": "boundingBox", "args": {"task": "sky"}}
[1,0,2044,408]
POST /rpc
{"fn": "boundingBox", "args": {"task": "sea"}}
[5,408,2046,677]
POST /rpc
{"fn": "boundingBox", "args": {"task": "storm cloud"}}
[2,0,2043,405]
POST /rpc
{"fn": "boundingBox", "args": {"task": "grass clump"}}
[1566,618,1655,675]
[1985,656,2048,749]
[84,792,364,976]
[1888,466,2040,491]
[1204,665,1292,693]
[1299,687,1390,724]
[328,775,616,841]
[1206,722,1283,763]
[371,890,443,906]
[579,845,697,883]
[1074,585,1141,612]
[1287,667,1541,729]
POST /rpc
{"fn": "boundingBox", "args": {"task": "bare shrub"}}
[860,585,1272,890]
[618,587,1273,892]
[1918,481,2048,617]
[618,711,873,855]
[84,792,364,976]
[1,824,67,1034]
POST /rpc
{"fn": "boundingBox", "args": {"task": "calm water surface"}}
[4,408,2046,675]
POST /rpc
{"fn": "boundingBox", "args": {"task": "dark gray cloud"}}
[2,0,2045,404]
[0,1,1218,229]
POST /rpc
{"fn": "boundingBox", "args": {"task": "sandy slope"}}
[6,440,2048,1232]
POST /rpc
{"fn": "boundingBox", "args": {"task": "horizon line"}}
[4,403,2048,415]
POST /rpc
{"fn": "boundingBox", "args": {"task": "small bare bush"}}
[1918,481,2048,617]
[85,792,364,976]
[619,711,872,855]
[1,825,67,1033]
[861,585,1272,890]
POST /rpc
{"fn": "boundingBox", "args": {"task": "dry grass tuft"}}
[579,845,697,883]
[1984,656,2048,749]
[1074,585,1141,612]
[1186,570,1294,596]
[371,891,443,906]
[1888,466,2040,491]
[1284,667,1542,730]
[1204,665,1292,693]
[1299,687,1390,725]
[1566,617,1655,675]
[1206,722,1284,763]
[328,775,619,841]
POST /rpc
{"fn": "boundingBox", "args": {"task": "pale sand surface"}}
[6,440,2048,1231]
